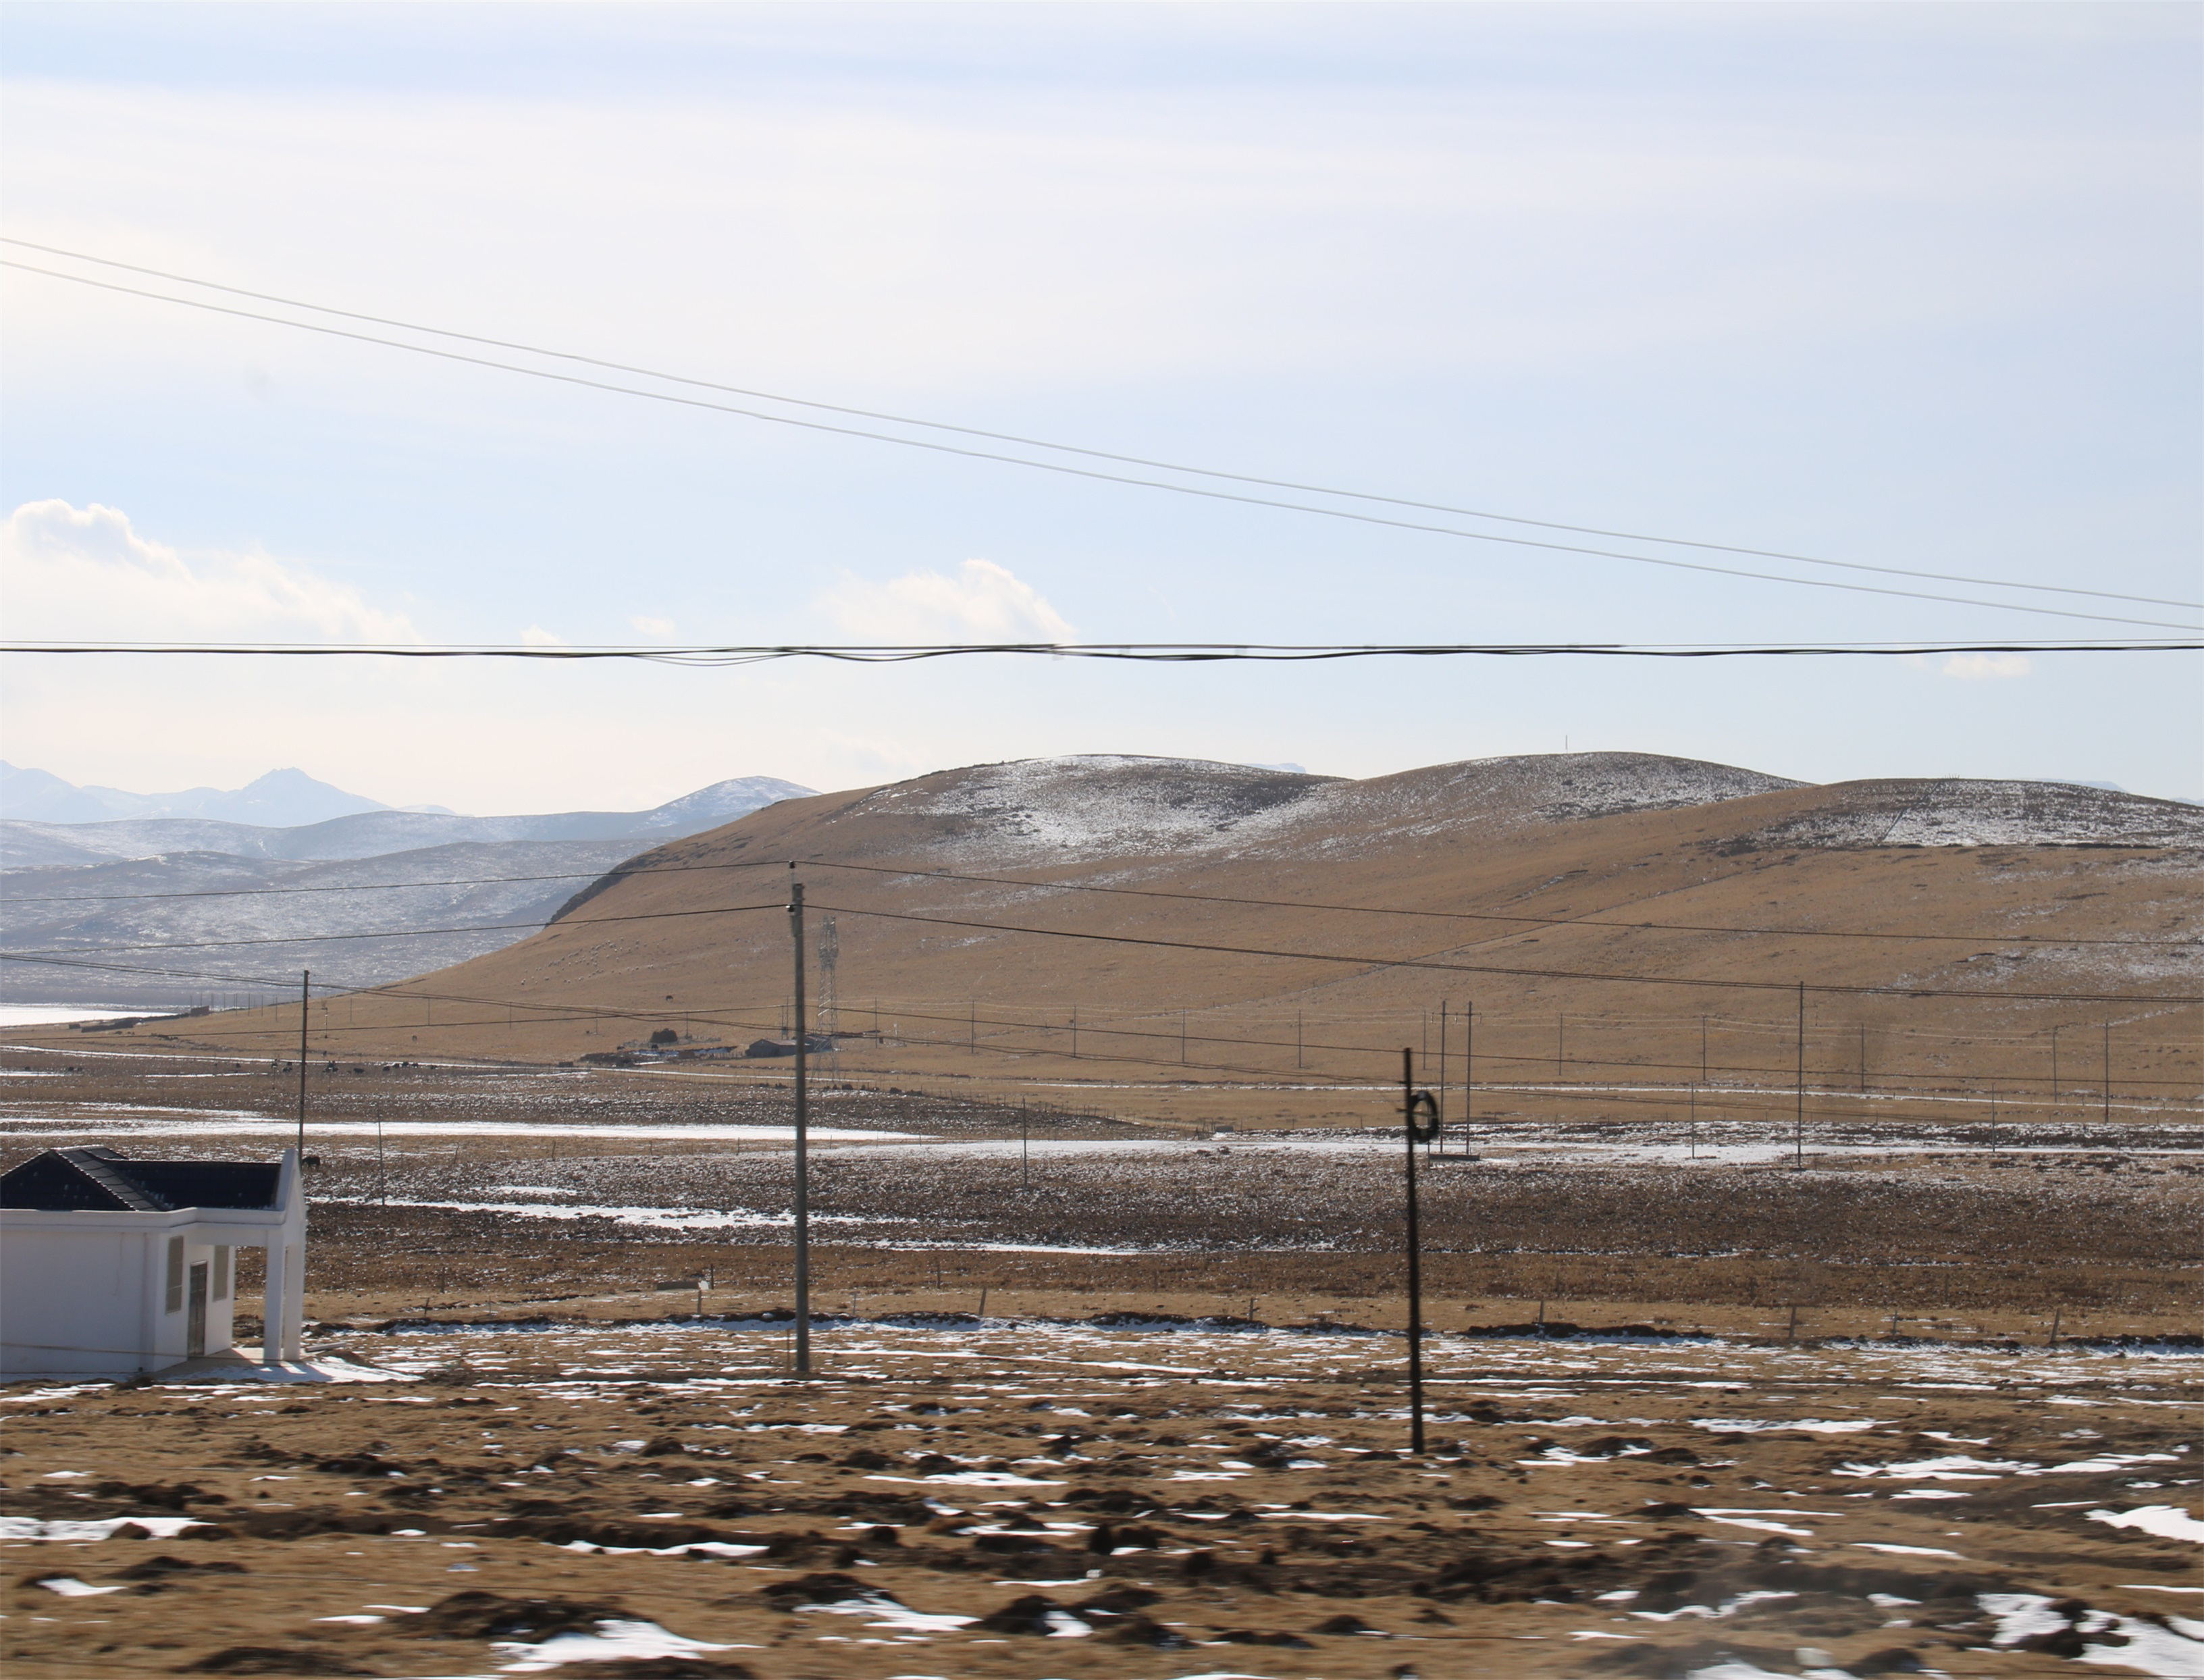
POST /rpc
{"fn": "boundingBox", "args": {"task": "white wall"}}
[1,1226,153,1376]
[1,1224,244,1377]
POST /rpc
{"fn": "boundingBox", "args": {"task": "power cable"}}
[5,883,2197,999]
[5,256,2198,634]
[808,902,2204,1005]
[6,851,2189,948]
[791,860,2201,951]
[7,237,2197,616]
[12,949,2197,1086]
[7,635,2202,660]
[0,900,787,957]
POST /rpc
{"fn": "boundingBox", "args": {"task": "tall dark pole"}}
[789,879,812,1375]
[1793,982,1806,1169]
[296,970,311,1157]
[1401,1048,1427,1456]
[1436,1001,1447,1152]
[1464,1002,1475,1145]
[2103,1021,2111,1124]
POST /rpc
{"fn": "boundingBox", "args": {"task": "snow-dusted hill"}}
[0,775,816,1005]
[806,753,2197,866]
[0,777,814,870]
[1,840,647,1007]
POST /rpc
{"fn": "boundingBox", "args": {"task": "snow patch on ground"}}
[2089,1504,2204,1546]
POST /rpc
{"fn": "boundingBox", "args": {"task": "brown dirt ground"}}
[4,1317,2199,1680]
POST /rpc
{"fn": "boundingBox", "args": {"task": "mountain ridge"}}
[0,762,398,827]
[0,775,817,870]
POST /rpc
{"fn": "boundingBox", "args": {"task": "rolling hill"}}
[78,753,2201,1118]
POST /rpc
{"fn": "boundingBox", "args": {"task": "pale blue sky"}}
[3,2,2197,812]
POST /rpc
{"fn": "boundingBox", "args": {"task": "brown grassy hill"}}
[83,753,2202,1126]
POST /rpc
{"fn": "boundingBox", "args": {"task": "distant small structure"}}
[0,1146,306,1377]
[745,1034,834,1059]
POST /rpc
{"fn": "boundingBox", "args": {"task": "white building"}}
[0,1146,306,1378]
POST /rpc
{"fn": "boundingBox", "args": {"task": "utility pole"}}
[1021,1102,1030,1190]
[1296,1010,1303,1072]
[1181,1009,1188,1064]
[1793,982,1806,1170]
[1689,1083,1698,1160]
[1858,1021,1867,1094]
[1400,1048,1434,1456]
[789,877,812,1376]
[2103,1022,2111,1124]
[1436,1001,1447,1152]
[296,970,311,1158]
[2050,1024,2062,1111]
[1070,1007,1078,1059]
[1463,1002,1475,1146]
[1556,1013,1565,1081]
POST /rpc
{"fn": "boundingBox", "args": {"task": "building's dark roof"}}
[0,1147,283,1213]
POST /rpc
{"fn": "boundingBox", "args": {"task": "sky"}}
[3,1,2198,814]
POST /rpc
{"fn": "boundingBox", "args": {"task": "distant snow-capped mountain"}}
[0,771,818,1005]
[0,763,399,826]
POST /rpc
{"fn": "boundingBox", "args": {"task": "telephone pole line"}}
[789,877,812,1376]
[296,970,311,1158]
[1793,981,1806,1169]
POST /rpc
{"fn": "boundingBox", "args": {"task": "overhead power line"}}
[7,852,2190,948]
[9,953,2196,1094]
[796,860,2201,951]
[808,901,2203,1005]
[5,253,2198,633]
[5,637,2199,662]
[0,900,787,958]
[6,236,2199,617]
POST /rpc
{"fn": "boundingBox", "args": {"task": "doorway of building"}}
[186,1262,209,1359]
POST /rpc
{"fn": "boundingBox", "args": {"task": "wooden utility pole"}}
[296,970,311,1157]
[789,878,812,1375]
[1793,982,1806,1170]
[1435,1001,1447,1148]
[1463,1002,1475,1144]
[2103,1022,2111,1124]
[1400,1048,1429,1456]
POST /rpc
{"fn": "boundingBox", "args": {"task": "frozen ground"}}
[3,1317,2197,1679]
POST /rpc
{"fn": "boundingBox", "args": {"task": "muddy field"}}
[5,1321,2201,1680]
[3,1047,2200,1334]
[4,1047,2202,1679]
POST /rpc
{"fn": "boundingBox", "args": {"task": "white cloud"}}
[1941,652,2032,680]
[519,625,568,647]
[819,558,1075,643]
[631,616,677,639]
[1,500,418,643]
